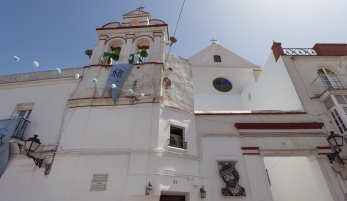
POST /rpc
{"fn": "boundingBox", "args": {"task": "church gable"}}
[188,43,260,68]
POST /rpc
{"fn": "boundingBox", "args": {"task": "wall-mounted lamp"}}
[200,185,206,198]
[24,135,43,168]
[327,131,345,165]
[145,182,152,195]
[165,37,178,47]
[85,49,93,59]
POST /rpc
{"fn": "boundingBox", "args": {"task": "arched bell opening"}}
[101,39,125,65]
[135,37,152,63]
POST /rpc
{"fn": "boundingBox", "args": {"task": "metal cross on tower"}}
[210,38,217,42]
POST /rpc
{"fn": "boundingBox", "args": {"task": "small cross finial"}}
[137,7,145,11]
[210,38,217,42]
[210,38,219,45]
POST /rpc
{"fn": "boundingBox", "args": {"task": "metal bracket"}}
[328,152,345,165]
[27,153,43,168]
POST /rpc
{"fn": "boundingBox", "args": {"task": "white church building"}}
[1,9,347,201]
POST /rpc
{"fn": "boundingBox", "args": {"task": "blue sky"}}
[1,0,347,75]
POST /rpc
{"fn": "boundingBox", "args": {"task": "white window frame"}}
[13,103,34,120]
[17,109,32,119]
[329,107,347,134]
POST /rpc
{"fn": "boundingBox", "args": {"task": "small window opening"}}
[214,55,221,62]
[169,126,186,149]
[17,109,32,119]
[248,93,251,101]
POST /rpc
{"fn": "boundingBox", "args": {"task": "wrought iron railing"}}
[309,74,347,97]
[169,139,187,149]
[283,48,317,56]
[12,119,31,140]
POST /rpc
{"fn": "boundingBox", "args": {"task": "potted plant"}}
[139,48,148,62]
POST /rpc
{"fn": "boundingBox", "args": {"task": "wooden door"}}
[160,195,185,201]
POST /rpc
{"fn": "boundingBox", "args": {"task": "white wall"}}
[200,137,254,201]
[189,44,260,68]
[192,67,253,111]
[60,105,197,154]
[264,157,334,201]
[0,78,79,144]
[241,53,304,111]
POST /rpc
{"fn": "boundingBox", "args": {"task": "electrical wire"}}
[153,0,186,103]
[267,157,282,170]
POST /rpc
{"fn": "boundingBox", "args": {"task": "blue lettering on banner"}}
[101,63,133,104]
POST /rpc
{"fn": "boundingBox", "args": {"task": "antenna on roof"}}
[137,7,145,11]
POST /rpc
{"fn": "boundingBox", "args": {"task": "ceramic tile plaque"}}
[90,173,108,191]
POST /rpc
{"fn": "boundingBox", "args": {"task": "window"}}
[343,107,347,116]
[214,55,221,62]
[317,68,342,89]
[12,106,33,140]
[16,109,32,119]
[213,78,232,92]
[169,125,187,149]
[331,108,347,133]
[324,97,335,110]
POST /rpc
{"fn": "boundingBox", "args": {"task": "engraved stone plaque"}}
[90,173,108,191]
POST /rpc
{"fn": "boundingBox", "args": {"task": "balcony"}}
[12,118,31,140]
[169,139,187,149]
[309,74,347,98]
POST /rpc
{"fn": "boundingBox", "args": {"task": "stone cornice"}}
[0,77,79,89]
[239,132,327,137]
[68,96,163,108]
[97,27,168,37]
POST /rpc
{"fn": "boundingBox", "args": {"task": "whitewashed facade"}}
[0,9,346,201]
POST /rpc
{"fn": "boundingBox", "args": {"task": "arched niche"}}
[131,19,140,26]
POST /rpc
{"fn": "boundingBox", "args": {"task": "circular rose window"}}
[213,78,232,92]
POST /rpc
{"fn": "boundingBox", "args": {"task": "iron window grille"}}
[12,118,31,140]
[169,138,187,149]
[214,55,221,62]
[169,125,186,149]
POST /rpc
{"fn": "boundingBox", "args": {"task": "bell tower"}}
[73,8,172,104]
[88,8,168,65]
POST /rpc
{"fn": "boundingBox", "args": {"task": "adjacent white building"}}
[0,9,347,201]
